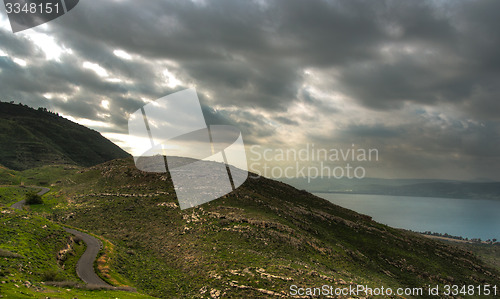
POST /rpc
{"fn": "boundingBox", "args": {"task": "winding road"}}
[10,186,111,287]
[10,186,50,209]
[62,227,109,286]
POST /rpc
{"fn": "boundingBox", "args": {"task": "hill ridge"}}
[0,101,130,170]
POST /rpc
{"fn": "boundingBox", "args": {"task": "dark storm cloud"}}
[0,29,41,58]
[273,116,299,126]
[310,111,500,178]
[38,0,498,116]
[3,0,500,111]
[2,0,500,179]
[200,104,275,145]
[338,124,402,139]
[332,0,500,117]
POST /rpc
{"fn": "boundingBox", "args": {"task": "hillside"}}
[0,101,130,170]
[25,158,498,298]
[0,203,154,298]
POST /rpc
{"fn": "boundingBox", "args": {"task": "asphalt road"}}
[10,186,50,209]
[62,227,110,286]
[10,186,111,287]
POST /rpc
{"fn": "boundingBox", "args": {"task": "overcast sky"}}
[1,0,499,180]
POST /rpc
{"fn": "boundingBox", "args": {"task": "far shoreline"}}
[311,190,500,201]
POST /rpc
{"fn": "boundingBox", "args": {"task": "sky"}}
[1,0,499,181]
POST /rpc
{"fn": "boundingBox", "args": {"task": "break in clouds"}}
[1,0,500,180]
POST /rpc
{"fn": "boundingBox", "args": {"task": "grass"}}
[0,164,84,215]
[0,101,130,171]
[0,207,77,286]
[0,164,21,185]
[0,207,155,298]
[435,240,500,272]
[0,283,155,298]
[61,236,87,280]
[20,165,81,187]
[0,186,37,206]
[95,236,138,288]
[0,164,80,211]
[58,223,139,289]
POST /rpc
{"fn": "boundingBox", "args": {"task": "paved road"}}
[10,186,111,287]
[62,227,110,286]
[10,186,50,210]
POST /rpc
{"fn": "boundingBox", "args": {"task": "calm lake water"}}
[314,193,500,240]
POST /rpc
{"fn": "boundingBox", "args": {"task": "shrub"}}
[25,192,43,205]
[41,269,64,282]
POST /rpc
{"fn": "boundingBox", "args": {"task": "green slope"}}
[39,158,499,298]
[0,205,153,298]
[0,101,130,171]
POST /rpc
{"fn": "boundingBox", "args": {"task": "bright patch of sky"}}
[113,49,132,60]
[83,61,109,77]
[162,68,182,88]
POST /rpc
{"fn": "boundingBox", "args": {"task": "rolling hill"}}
[0,101,130,170]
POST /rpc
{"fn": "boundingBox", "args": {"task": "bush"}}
[25,192,43,205]
[41,269,64,282]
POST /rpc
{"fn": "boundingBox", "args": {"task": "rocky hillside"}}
[42,158,500,298]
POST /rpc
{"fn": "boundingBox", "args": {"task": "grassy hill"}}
[24,158,497,298]
[0,204,153,298]
[0,101,130,171]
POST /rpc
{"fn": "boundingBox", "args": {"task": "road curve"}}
[10,186,50,210]
[10,186,111,287]
[62,227,110,287]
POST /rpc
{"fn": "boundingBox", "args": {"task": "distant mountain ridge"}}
[0,101,130,170]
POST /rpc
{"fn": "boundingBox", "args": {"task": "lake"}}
[314,193,500,240]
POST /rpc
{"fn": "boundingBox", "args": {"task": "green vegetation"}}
[0,101,130,171]
[0,207,154,298]
[0,164,21,185]
[20,164,81,186]
[25,192,43,205]
[436,240,500,273]
[62,236,86,281]
[0,208,76,290]
[0,186,36,206]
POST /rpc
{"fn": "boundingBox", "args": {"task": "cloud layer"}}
[1,0,499,180]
